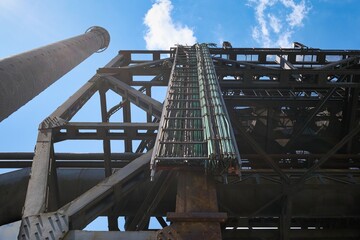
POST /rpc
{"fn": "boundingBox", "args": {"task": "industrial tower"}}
[0,27,359,240]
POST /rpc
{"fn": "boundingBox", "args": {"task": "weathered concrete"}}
[0,26,110,122]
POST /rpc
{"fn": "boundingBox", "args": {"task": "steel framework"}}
[0,44,360,239]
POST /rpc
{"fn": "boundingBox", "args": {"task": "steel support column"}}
[279,194,292,240]
[99,87,119,231]
[157,171,227,240]
[22,129,55,217]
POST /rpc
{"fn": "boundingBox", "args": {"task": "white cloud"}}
[276,30,293,47]
[249,0,274,47]
[281,0,308,27]
[144,0,197,50]
[268,14,282,33]
[248,0,309,47]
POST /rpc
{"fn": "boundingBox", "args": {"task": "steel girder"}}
[16,51,167,239]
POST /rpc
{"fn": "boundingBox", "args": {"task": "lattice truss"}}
[151,44,240,179]
[2,45,360,239]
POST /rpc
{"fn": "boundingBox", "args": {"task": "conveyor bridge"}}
[151,44,240,179]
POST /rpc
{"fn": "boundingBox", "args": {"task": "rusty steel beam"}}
[0,26,110,122]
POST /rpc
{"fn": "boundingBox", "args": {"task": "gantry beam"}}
[53,122,158,141]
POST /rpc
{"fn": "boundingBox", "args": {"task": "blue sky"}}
[0,0,360,237]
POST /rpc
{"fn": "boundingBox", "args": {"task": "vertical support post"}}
[99,88,119,231]
[99,88,113,177]
[47,145,60,212]
[23,129,54,217]
[266,107,275,152]
[160,171,227,240]
[123,100,133,152]
[279,194,292,240]
[146,87,152,123]
[345,87,359,153]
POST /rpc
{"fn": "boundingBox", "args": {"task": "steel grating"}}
[151,44,240,179]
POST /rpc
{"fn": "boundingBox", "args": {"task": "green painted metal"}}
[196,43,241,176]
[151,44,240,179]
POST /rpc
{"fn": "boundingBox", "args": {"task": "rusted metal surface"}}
[158,171,226,240]
[175,171,219,212]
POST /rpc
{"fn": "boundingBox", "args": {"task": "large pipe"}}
[0,168,105,225]
[0,26,110,122]
[1,168,359,226]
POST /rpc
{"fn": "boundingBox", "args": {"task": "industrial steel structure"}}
[0,28,359,239]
